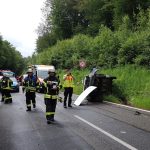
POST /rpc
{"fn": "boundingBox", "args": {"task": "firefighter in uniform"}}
[23,69,37,111]
[0,73,13,103]
[63,69,74,108]
[43,68,60,124]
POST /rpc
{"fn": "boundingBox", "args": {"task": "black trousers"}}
[3,89,12,103]
[45,98,57,121]
[64,87,73,106]
[1,89,5,101]
[26,92,36,109]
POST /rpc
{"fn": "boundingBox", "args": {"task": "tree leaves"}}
[0,35,25,75]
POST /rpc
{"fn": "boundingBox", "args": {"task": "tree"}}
[36,32,57,53]
[113,0,150,29]
[0,35,25,75]
[77,0,114,35]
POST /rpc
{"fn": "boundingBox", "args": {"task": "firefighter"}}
[0,73,13,103]
[23,69,37,111]
[43,68,60,124]
[63,69,74,108]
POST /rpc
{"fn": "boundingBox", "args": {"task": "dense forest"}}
[0,35,25,75]
[29,0,150,69]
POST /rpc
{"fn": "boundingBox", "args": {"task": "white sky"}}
[0,0,45,57]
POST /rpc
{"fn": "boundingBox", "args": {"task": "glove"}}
[59,85,62,89]
[47,81,52,85]
[58,97,63,103]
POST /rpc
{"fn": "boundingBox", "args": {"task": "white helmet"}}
[27,68,33,73]
[48,68,55,74]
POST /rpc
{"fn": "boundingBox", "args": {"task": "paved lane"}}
[0,91,150,150]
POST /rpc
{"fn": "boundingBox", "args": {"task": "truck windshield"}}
[37,70,48,79]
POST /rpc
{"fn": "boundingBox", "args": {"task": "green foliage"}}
[102,65,150,109]
[37,0,150,45]
[113,0,150,29]
[77,0,114,34]
[36,33,57,53]
[33,9,150,69]
[91,25,119,67]
[0,35,25,75]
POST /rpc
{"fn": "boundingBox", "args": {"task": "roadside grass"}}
[58,65,150,110]
[130,96,150,110]
[99,65,150,110]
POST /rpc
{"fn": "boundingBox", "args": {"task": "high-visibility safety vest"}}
[63,74,74,88]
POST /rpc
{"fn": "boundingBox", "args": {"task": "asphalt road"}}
[0,90,150,150]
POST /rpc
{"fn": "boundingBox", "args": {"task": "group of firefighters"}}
[0,68,75,124]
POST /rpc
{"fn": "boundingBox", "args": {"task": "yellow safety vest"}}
[63,75,74,88]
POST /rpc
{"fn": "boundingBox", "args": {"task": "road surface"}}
[0,90,150,150]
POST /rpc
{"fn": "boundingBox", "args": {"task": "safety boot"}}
[33,104,36,108]
[26,108,31,111]
[47,120,51,124]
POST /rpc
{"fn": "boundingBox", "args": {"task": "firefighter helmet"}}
[48,68,55,74]
[27,68,33,73]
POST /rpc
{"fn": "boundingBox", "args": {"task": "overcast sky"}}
[0,0,45,57]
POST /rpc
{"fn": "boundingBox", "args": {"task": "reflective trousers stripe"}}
[4,97,12,100]
[46,112,55,115]
[44,95,57,99]
[3,88,12,90]
[25,87,36,91]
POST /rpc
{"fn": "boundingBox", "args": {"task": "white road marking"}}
[104,101,150,114]
[74,115,138,150]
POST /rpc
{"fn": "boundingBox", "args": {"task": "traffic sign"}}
[79,60,86,68]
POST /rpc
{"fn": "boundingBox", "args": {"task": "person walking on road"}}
[0,73,13,103]
[63,69,74,108]
[43,68,60,124]
[23,69,37,111]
